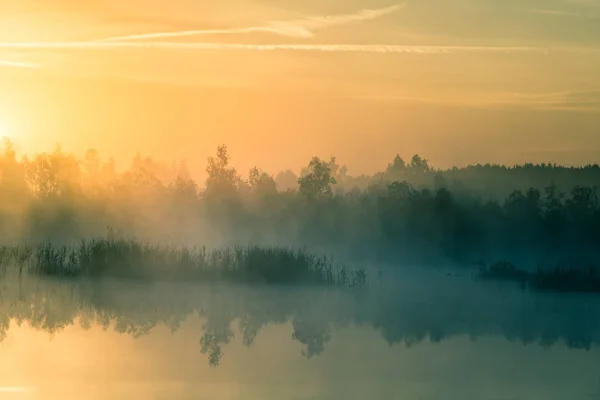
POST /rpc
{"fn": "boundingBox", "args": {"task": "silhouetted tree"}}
[274,169,298,192]
[410,154,431,173]
[205,145,240,198]
[298,157,337,200]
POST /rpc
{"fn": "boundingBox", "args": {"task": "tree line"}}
[1,139,599,267]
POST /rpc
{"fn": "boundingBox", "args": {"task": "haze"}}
[1,0,599,177]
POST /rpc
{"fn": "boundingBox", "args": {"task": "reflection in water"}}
[1,271,600,399]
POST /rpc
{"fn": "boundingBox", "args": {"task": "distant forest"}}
[1,139,599,268]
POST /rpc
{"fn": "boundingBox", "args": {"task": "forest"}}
[1,138,600,272]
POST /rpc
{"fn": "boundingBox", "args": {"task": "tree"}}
[248,166,277,197]
[386,155,407,180]
[0,138,28,210]
[298,157,337,199]
[566,185,598,245]
[275,169,299,192]
[567,186,597,221]
[410,154,431,173]
[25,144,82,198]
[542,184,567,248]
[433,174,448,190]
[205,145,240,199]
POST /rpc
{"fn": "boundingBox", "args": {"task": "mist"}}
[2,137,600,398]
[1,139,599,269]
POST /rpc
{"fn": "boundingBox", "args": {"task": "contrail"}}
[352,90,600,110]
[94,4,405,42]
[1,41,597,55]
[0,386,36,392]
[528,8,584,17]
[0,59,38,68]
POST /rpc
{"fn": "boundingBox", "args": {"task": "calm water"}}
[1,271,600,400]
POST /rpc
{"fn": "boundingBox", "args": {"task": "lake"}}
[1,270,599,400]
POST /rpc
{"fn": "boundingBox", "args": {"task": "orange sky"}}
[0,0,599,176]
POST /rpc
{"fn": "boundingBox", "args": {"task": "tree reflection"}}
[1,276,600,367]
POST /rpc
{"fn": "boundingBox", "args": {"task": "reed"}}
[0,237,366,287]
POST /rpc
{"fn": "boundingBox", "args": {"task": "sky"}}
[0,0,599,176]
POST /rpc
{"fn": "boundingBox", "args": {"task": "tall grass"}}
[0,237,366,287]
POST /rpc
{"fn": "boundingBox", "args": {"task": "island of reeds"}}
[0,236,366,287]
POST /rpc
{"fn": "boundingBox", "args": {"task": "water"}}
[1,273,600,400]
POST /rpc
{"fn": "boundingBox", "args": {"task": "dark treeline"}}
[1,139,600,267]
[2,276,600,367]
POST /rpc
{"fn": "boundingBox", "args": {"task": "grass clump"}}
[532,266,600,293]
[0,237,366,287]
[477,260,600,294]
[478,260,530,284]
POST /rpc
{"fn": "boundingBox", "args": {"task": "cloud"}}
[350,90,600,112]
[2,41,600,55]
[528,8,584,17]
[0,387,36,393]
[93,4,405,42]
[483,90,600,111]
[0,59,38,69]
[528,8,598,18]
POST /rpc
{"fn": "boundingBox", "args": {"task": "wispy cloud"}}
[93,4,405,42]
[0,386,36,393]
[351,90,600,112]
[479,90,600,111]
[2,41,599,55]
[528,8,585,17]
[0,59,38,68]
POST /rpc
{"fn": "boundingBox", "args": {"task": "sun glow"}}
[0,118,9,139]
[0,117,21,147]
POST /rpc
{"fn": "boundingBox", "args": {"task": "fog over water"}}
[2,137,600,399]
